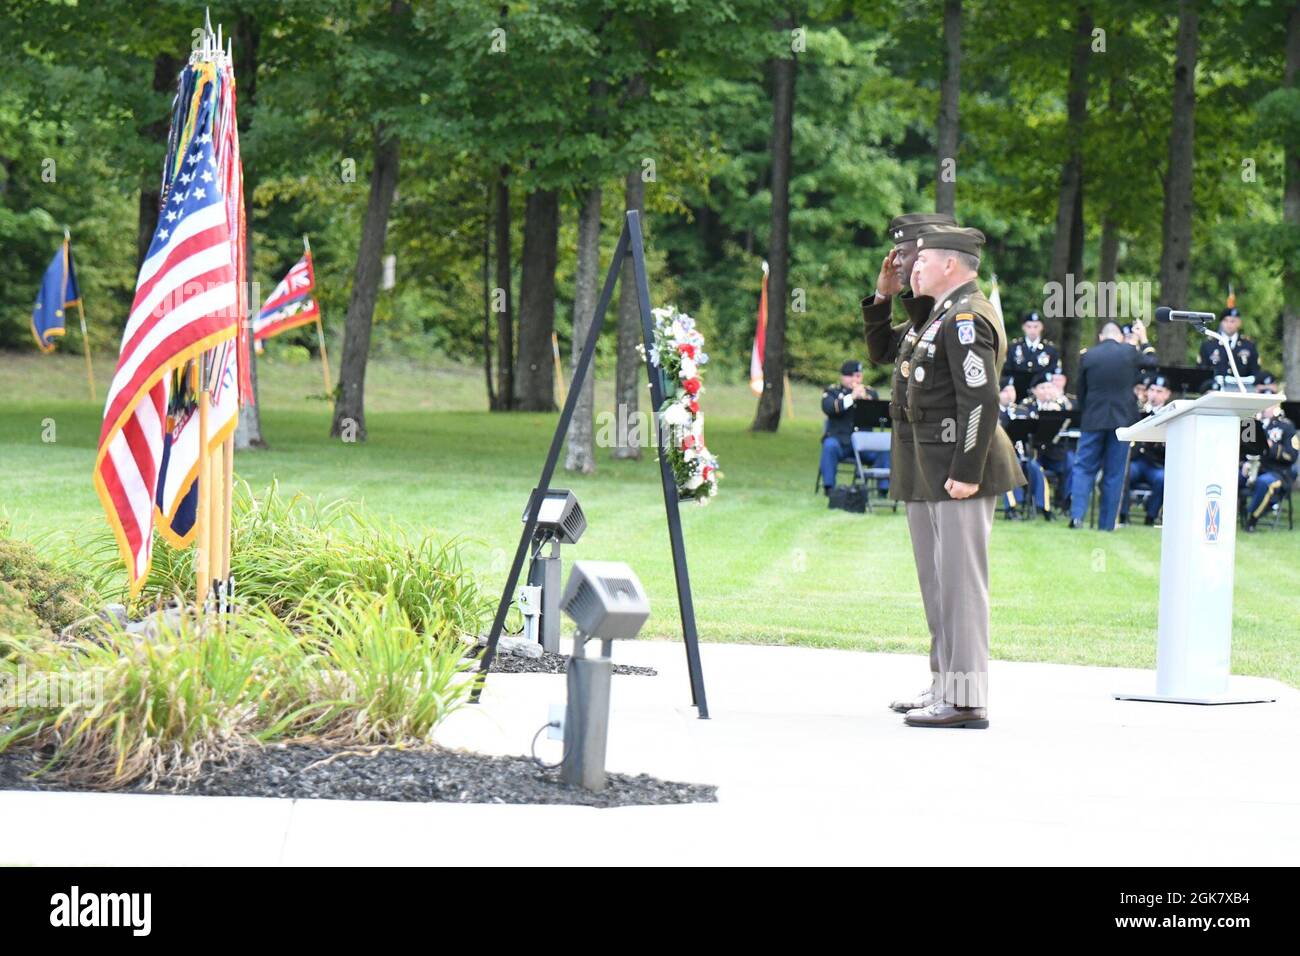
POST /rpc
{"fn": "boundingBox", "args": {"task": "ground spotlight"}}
[520,488,586,652]
[558,560,650,790]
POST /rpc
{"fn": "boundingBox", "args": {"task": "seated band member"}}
[999,374,1038,518]
[1123,373,1171,526]
[1020,370,1076,519]
[820,359,887,494]
[1243,402,1298,532]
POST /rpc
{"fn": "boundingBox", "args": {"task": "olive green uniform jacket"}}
[863,280,1024,502]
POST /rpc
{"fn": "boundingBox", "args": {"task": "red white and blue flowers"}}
[644,305,721,503]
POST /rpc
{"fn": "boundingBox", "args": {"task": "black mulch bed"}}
[482,650,658,677]
[0,744,716,808]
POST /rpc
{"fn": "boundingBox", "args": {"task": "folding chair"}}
[850,430,896,513]
[813,437,858,493]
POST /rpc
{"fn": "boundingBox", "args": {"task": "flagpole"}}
[65,230,96,401]
[221,434,234,593]
[305,235,331,394]
[194,359,212,613]
[76,301,95,401]
[551,331,567,406]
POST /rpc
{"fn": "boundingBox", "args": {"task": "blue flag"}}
[31,240,80,352]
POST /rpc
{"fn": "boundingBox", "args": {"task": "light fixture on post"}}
[520,488,585,654]
[558,560,650,791]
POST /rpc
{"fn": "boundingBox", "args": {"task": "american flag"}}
[252,250,319,349]
[93,99,238,593]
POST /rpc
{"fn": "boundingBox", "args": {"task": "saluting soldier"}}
[1006,311,1060,383]
[879,222,1023,729]
[862,211,955,711]
[1197,307,1260,387]
[1244,403,1299,533]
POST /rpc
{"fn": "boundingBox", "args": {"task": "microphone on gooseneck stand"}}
[1153,306,1217,325]
[1154,305,1247,394]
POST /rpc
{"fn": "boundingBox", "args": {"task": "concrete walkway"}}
[2,641,1296,866]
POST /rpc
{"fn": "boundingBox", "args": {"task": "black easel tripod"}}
[474,210,710,719]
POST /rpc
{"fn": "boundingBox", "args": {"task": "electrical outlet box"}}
[548,703,565,741]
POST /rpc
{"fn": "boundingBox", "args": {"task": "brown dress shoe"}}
[889,687,937,713]
[904,702,989,729]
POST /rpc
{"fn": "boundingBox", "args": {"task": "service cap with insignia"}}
[888,212,957,245]
[913,224,986,257]
[1029,370,1052,388]
[841,359,863,375]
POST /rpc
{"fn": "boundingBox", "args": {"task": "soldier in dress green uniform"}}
[866,223,1024,729]
[862,212,955,711]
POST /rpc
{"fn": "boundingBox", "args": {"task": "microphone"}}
[1154,306,1217,324]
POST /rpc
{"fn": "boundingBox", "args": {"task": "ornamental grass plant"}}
[0,485,487,790]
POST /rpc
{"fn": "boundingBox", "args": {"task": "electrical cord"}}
[530,719,571,771]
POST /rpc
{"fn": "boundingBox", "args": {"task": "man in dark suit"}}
[1067,320,1157,530]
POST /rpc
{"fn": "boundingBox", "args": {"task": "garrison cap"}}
[914,224,986,257]
[888,212,957,244]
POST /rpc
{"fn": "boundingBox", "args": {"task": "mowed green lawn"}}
[3,351,1298,686]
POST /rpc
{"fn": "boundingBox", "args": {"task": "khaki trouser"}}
[905,496,994,708]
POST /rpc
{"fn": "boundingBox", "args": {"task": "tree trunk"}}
[1064,175,1085,381]
[1158,0,1199,364]
[516,187,559,412]
[137,52,180,273]
[330,123,400,441]
[935,0,962,217]
[1098,216,1120,286]
[753,16,795,432]
[482,179,496,409]
[565,186,602,473]
[614,167,645,457]
[1283,1,1300,388]
[233,13,266,450]
[1048,5,1091,386]
[494,165,514,409]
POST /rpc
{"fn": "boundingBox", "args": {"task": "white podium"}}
[1113,391,1284,705]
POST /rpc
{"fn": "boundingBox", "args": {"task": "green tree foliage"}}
[1,0,1296,388]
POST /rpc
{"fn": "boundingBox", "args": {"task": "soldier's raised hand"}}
[875,249,903,300]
